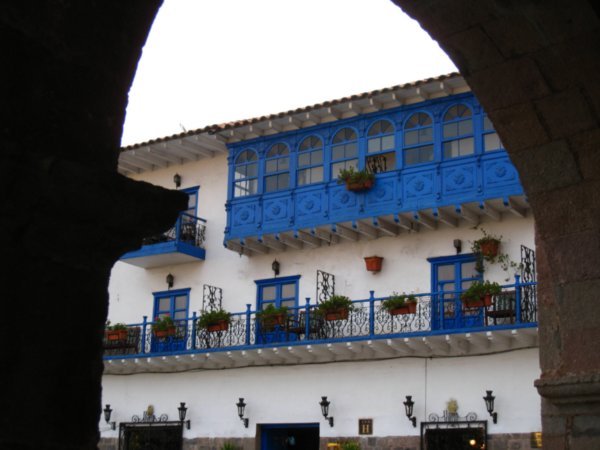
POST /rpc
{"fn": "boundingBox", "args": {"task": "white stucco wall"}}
[108,152,535,322]
[101,348,540,438]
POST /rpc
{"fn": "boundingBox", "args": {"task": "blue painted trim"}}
[255,275,301,286]
[152,288,191,298]
[261,423,319,430]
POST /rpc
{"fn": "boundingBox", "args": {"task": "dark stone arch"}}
[1,1,598,448]
[393,1,600,448]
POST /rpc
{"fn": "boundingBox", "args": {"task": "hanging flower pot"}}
[346,179,374,192]
[479,240,500,258]
[364,256,383,272]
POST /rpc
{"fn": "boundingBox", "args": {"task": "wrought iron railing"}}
[141,212,207,248]
[103,277,537,358]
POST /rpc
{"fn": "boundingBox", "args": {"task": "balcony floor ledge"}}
[103,326,538,375]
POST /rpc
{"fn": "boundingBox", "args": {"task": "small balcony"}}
[120,213,207,268]
[104,278,538,374]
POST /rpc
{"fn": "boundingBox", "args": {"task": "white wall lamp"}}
[177,402,191,429]
[483,390,498,424]
[403,395,417,427]
[236,398,249,428]
[319,396,334,427]
[103,404,116,430]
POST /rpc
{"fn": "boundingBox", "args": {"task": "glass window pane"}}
[443,123,457,139]
[367,152,395,173]
[420,127,433,142]
[462,261,477,278]
[282,283,295,298]
[404,130,419,146]
[367,138,381,153]
[187,193,196,209]
[265,175,277,192]
[248,179,257,195]
[261,301,275,310]
[311,149,323,165]
[332,146,345,160]
[381,135,395,150]
[443,141,459,158]
[279,157,289,171]
[297,169,308,186]
[311,166,323,183]
[484,133,502,151]
[173,311,186,320]
[262,286,276,301]
[281,299,295,309]
[158,298,170,312]
[483,115,494,131]
[346,143,358,158]
[277,173,289,190]
[298,153,310,167]
[265,159,277,173]
[246,163,258,177]
[175,296,187,309]
[235,165,247,180]
[405,148,419,166]
[437,265,454,281]
[458,119,473,135]
[460,137,474,155]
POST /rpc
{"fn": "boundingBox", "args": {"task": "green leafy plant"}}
[337,166,374,185]
[105,321,128,331]
[256,304,289,320]
[340,440,362,450]
[220,443,239,450]
[470,227,523,279]
[461,280,502,303]
[316,295,355,315]
[381,292,417,311]
[152,315,175,332]
[198,308,231,329]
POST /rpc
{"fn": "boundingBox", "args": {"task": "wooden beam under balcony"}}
[413,211,437,230]
[432,208,458,228]
[455,204,479,224]
[479,201,501,221]
[294,230,321,248]
[311,228,340,245]
[503,197,527,218]
[259,235,286,252]
[331,224,358,241]
[240,238,269,254]
[276,233,303,250]
[352,220,378,240]
[393,213,416,231]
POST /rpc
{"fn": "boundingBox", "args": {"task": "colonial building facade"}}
[102,73,540,450]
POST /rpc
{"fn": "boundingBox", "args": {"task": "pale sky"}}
[121,0,457,146]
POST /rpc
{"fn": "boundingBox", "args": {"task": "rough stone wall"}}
[393,1,600,449]
[0,2,187,449]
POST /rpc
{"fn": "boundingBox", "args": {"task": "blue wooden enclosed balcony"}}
[224,92,529,255]
[120,212,207,268]
[104,278,538,374]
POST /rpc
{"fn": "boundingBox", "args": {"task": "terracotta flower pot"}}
[346,179,374,192]
[153,326,176,338]
[105,329,128,341]
[206,320,229,333]
[462,294,492,308]
[325,308,349,321]
[364,256,383,272]
[479,240,500,258]
[389,302,417,315]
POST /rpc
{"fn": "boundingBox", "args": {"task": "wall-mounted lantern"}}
[173,173,182,188]
[453,239,462,254]
[177,402,191,429]
[319,396,334,427]
[272,260,280,277]
[166,273,174,289]
[483,390,498,424]
[103,404,116,430]
[236,398,249,428]
[403,395,417,428]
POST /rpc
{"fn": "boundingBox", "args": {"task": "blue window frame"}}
[255,275,300,312]
[442,104,474,159]
[153,288,190,322]
[482,113,504,152]
[429,254,481,330]
[297,135,324,186]
[264,143,290,192]
[330,127,358,178]
[234,149,259,197]
[403,112,434,166]
[181,186,199,217]
[366,119,396,173]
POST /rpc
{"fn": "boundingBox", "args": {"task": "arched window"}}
[366,119,396,173]
[403,112,434,166]
[442,104,474,158]
[331,127,358,178]
[264,143,290,192]
[297,135,323,186]
[482,113,504,152]
[234,149,258,197]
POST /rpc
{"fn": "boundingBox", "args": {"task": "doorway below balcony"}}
[260,423,319,450]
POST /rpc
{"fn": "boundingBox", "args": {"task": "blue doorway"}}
[260,423,319,450]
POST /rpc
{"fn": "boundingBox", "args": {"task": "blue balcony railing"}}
[119,212,207,268]
[103,277,537,359]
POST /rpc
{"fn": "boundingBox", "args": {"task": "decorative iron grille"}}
[520,245,537,322]
[202,284,223,313]
[316,270,335,304]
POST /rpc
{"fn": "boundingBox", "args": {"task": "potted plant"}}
[220,443,239,450]
[317,295,355,321]
[105,321,128,341]
[461,280,502,308]
[198,308,232,333]
[337,166,375,192]
[364,256,383,272]
[382,292,417,315]
[340,441,362,450]
[256,304,289,330]
[152,315,176,337]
